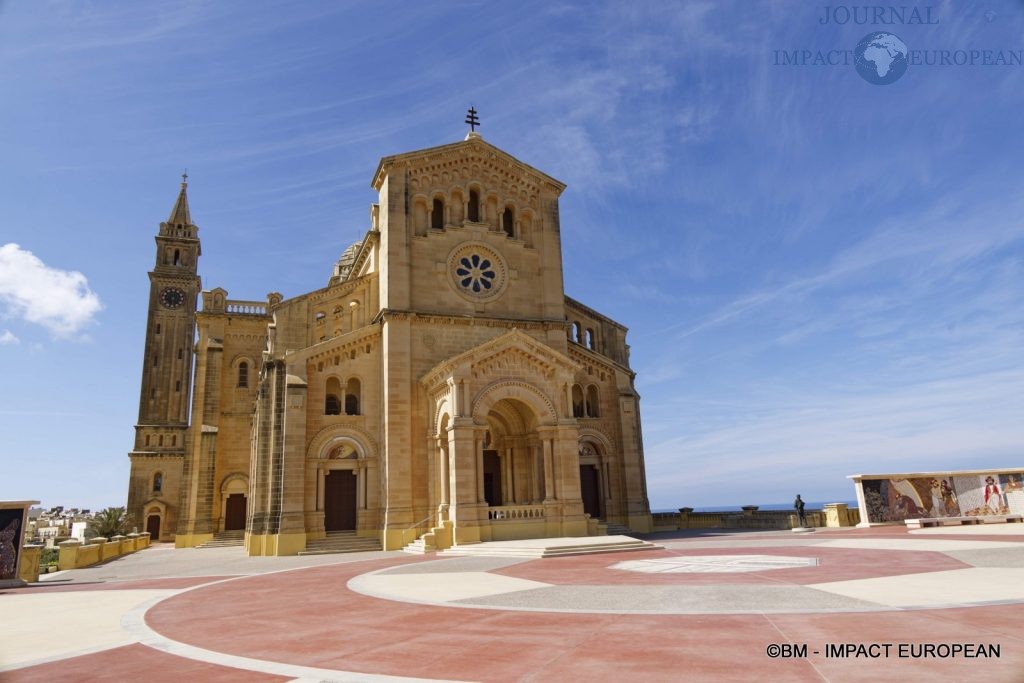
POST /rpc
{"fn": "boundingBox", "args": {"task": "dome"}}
[332,241,362,281]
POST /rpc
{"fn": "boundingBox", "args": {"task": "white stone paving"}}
[349,570,550,603]
[808,567,1024,608]
[0,589,174,669]
[611,555,817,573]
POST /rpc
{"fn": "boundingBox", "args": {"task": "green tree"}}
[87,507,132,539]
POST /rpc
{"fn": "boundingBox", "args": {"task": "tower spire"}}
[168,171,192,226]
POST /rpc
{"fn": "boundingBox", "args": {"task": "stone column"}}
[437,437,450,520]
[531,443,542,503]
[505,446,516,504]
[542,437,555,502]
[447,419,483,544]
[475,430,485,503]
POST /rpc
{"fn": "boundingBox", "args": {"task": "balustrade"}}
[488,505,545,521]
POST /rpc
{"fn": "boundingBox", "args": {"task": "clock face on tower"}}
[160,287,186,309]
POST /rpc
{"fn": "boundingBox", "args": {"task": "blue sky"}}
[1,1,1022,511]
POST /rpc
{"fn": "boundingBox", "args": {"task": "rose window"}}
[456,253,496,293]
[447,243,507,302]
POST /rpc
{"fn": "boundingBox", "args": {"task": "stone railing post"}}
[57,539,81,571]
[824,503,850,527]
[678,507,693,529]
[92,537,109,561]
[19,545,42,583]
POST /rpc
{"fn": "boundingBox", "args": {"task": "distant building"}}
[126,130,652,554]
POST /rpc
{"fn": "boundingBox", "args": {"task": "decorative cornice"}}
[288,325,381,366]
[564,295,628,332]
[378,308,565,332]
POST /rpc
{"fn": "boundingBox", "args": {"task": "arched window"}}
[153,472,163,493]
[586,385,600,418]
[431,198,444,230]
[173,249,181,266]
[468,189,480,222]
[585,328,595,350]
[502,207,515,238]
[571,322,582,344]
[345,377,361,415]
[572,385,584,418]
[325,377,342,415]
[238,362,249,388]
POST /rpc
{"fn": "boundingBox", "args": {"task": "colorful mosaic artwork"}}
[0,510,22,581]
[863,472,1024,522]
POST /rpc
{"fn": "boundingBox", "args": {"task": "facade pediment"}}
[421,329,579,392]
[373,136,566,203]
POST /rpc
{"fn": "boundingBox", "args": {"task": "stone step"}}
[298,531,382,555]
[195,530,245,549]
[402,538,437,554]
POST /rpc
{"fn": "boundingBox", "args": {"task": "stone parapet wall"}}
[56,533,151,572]
[652,504,859,531]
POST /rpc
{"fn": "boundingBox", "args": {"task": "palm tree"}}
[87,507,132,539]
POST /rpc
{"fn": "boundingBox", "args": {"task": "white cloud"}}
[0,330,19,345]
[0,244,102,337]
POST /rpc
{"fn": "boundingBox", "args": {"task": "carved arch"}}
[578,426,615,456]
[219,472,249,494]
[471,379,558,425]
[306,424,379,460]
[431,391,455,436]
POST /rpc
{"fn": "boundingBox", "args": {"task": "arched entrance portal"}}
[220,474,248,532]
[484,397,544,506]
[578,441,605,520]
[316,439,366,533]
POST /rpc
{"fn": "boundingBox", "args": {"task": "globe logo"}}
[854,32,908,85]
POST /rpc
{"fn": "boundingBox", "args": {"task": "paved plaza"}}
[3,525,1024,681]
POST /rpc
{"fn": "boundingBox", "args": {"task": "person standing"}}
[794,494,807,527]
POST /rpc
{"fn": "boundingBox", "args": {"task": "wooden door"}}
[146,514,161,540]
[483,450,502,506]
[324,470,357,531]
[579,465,601,519]
[225,494,247,531]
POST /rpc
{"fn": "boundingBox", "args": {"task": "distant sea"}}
[651,500,858,513]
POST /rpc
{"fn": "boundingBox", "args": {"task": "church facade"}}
[127,131,652,555]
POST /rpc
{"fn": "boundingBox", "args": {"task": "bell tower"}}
[126,175,201,539]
